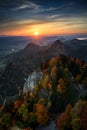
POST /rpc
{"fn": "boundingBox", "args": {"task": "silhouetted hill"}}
[0,39,87,104]
[65,39,87,61]
[49,40,71,55]
[0,40,69,103]
[65,38,87,46]
[4,40,68,64]
[23,42,41,52]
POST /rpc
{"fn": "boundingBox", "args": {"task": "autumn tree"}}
[71,100,87,119]
[65,104,72,114]
[18,103,29,122]
[0,113,12,130]
[56,104,72,130]
[81,106,87,130]
[33,84,39,95]
[49,57,58,68]
[38,98,47,105]
[51,65,58,88]
[51,65,57,80]
[35,104,49,125]
[71,100,87,130]
[63,67,70,85]
[75,74,82,83]
[57,78,66,94]
[13,100,23,112]
[42,75,49,89]
[71,118,81,130]
[56,100,87,130]
[56,112,70,130]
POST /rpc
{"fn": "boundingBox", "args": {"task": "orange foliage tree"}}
[49,57,58,68]
[56,112,70,130]
[35,104,49,125]
[51,65,57,79]
[13,100,23,111]
[57,78,66,94]
[81,106,87,130]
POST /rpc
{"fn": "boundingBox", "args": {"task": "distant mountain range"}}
[64,38,87,61]
[65,38,87,46]
[0,38,87,104]
[4,40,71,66]
[4,38,87,65]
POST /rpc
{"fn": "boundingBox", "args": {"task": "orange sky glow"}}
[0,0,87,37]
[0,19,87,36]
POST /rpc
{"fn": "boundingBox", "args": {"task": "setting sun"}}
[34,32,39,36]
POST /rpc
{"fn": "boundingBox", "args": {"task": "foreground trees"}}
[35,104,49,125]
[0,55,87,130]
[56,100,87,130]
[0,113,12,130]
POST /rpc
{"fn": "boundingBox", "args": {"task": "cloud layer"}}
[0,0,87,36]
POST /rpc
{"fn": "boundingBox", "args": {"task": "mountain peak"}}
[26,42,39,47]
[71,38,79,42]
[51,39,65,47]
[23,42,40,50]
[54,39,62,44]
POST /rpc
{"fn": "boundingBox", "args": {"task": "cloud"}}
[32,2,73,14]
[0,0,87,35]
[15,4,29,10]
[45,3,73,12]
[14,1,40,10]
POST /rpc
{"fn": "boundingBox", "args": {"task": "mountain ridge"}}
[0,38,87,104]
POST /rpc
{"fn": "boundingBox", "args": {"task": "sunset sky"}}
[0,0,87,36]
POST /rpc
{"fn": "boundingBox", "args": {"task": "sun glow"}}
[34,31,39,36]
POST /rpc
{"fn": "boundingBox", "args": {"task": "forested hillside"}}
[0,55,87,130]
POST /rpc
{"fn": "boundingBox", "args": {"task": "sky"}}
[0,0,87,36]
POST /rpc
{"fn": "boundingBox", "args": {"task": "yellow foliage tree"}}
[42,75,49,89]
[33,85,39,95]
[49,57,58,68]
[51,65,57,79]
[76,74,81,83]
[57,78,66,94]
[18,104,29,122]
[71,118,81,130]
